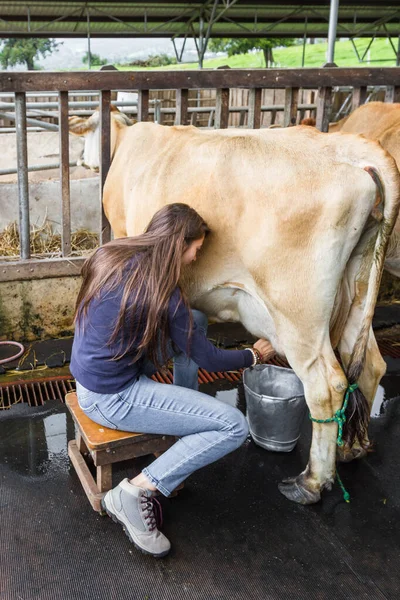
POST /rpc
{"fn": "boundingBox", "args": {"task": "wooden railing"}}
[1,67,400,283]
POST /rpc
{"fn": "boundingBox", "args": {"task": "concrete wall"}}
[0,276,81,341]
[0,178,100,234]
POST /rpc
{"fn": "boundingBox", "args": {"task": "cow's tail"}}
[342,157,400,449]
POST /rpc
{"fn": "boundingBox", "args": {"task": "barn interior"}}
[1,2,400,599]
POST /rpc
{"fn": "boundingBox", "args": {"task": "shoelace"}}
[141,496,163,531]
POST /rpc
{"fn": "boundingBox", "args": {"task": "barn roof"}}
[0,1,398,39]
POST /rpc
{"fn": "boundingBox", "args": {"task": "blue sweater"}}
[70,285,253,393]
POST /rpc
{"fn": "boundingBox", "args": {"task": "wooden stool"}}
[65,391,176,512]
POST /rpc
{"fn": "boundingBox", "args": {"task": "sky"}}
[39,37,204,69]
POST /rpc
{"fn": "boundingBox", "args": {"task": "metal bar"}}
[99,90,111,244]
[316,86,333,132]
[361,34,376,62]
[137,90,149,121]
[15,92,30,260]
[0,257,85,282]
[352,86,367,110]
[198,15,204,68]
[200,0,220,63]
[86,8,91,70]
[302,17,308,67]
[154,100,162,124]
[284,87,299,127]
[327,0,339,64]
[398,35,400,67]
[175,88,189,125]
[0,111,58,131]
[59,91,71,257]
[247,88,261,129]
[0,101,138,110]
[350,39,361,62]
[215,88,230,129]
[0,161,76,176]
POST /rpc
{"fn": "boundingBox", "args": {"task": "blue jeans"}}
[75,310,249,497]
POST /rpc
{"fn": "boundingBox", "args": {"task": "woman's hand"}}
[253,339,275,363]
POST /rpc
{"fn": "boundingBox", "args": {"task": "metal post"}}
[15,92,30,260]
[87,9,91,69]
[327,0,339,65]
[302,17,308,67]
[198,15,204,68]
[99,91,111,244]
[397,34,400,67]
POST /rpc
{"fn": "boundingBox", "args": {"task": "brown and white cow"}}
[302,101,400,277]
[69,111,400,504]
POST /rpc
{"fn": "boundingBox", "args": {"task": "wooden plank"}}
[385,86,400,103]
[215,88,230,129]
[58,91,71,257]
[137,89,149,121]
[0,257,85,282]
[175,88,189,125]
[76,431,88,454]
[3,69,400,93]
[248,88,262,129]
[99,90,111,245]
[92,436,175,466]
[352,86,367,111]
[284,87,299,127]
[68,440,105,512]
[97,464,112,492]
[316,86,333,132]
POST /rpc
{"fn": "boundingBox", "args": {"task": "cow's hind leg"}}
[337,325,386,463]
[277,342,348,505]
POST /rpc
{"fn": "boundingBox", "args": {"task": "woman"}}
[70,203,274,558]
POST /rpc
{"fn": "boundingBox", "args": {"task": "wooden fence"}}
[1,67,400,284]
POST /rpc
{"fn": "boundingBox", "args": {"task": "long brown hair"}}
[74,203,210,369]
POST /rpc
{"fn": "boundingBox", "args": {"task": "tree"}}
[82,52,108,67]
[209,38,295,67]
[0,38,61,70]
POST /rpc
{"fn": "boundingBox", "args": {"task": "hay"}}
[0,219,98,259]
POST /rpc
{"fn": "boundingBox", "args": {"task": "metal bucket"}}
[243,364,307,452]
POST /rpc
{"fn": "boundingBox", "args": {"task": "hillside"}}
[116,38,398,70]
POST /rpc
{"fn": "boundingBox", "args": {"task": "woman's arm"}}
[168,291,273,372]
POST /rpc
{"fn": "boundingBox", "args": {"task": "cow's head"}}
[68,105,133,171]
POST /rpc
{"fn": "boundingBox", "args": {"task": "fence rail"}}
[1,67,400,283]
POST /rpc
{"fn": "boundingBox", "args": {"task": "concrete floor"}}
[1,315,400,600]
[1,369,400,598]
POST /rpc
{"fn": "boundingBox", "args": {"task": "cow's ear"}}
[68,116,94,136]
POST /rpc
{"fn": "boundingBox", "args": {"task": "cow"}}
[302,102,400,277]
[69,110,400,505]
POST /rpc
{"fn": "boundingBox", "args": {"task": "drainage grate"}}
[0,376,76,410]
[0,338,398,410]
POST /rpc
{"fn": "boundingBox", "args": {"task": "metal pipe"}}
[0,161,77,176]
[87,8,91,70]
[0,100,138,110]
[198,15,204,69]
[302,17,308,67]
[397,34,400,67]
[327,0,339,64]
[0,111,59,131]
[15,92,30,260]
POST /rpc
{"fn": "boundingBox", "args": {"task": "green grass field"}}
[115,37,398,71]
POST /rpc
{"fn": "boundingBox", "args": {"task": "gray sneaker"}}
[101,478,171,557]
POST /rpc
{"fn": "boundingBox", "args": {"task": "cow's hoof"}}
[336,445,368,463]
[278,478,321,505]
